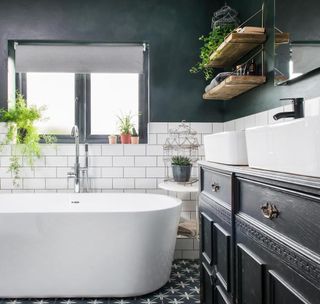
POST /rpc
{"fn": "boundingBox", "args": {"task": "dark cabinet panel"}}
[199,195,233,303]
[215,285,231,304]
[269,271,310,304]
[237,243,265,304]
[214,223,231,292]
[235,215,320,291]
[236,215,320,304]
[200,212,214,266]
[201,262,214,304]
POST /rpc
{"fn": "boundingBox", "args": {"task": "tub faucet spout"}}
[68,125,81,193]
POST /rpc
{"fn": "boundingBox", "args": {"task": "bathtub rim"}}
[0,192,183,214]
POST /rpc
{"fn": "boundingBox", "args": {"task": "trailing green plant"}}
[190,25,235,80]
[131,127,138,137]
[117,112,135,135]
[171,155,192,166]
[0,92,56,185]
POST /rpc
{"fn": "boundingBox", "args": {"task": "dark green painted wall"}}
[0,0,319,123]
[223,0,320,121]
[0,0,224,122]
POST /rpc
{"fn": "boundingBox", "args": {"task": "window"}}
[90,73,139,135]
[26,73,75,135]
[13,43,149,143]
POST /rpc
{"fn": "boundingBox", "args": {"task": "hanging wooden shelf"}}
[206,31,266,68]
[203,75,266,100]
[275,32,290,45]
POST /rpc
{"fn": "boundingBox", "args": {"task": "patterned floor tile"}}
[0,260,199,304]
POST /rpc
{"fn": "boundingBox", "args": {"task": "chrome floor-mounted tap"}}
[67,125,89,193]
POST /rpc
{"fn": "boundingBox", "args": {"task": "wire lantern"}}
[163,121,200,183]
[211,3,240,30]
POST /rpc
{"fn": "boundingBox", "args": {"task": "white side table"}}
[159,181,199,238]
[158,181,199,193]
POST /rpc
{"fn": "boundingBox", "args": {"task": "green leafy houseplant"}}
[117,113,134,144]
[0,92,56,184]
[190,25,235,80]
[171,156,192,183]
[171,156,192,166]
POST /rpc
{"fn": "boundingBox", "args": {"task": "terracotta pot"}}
[131,136,139,144]
[108,135,117,144]
[120,134,131,144]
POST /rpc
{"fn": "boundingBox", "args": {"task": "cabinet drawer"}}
[237,177,320,254]
[201,167,232,205]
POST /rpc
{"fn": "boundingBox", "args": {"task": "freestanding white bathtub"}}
[0,193,181,298]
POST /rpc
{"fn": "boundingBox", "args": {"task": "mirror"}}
[274,0,320,85]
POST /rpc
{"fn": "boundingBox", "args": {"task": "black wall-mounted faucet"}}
[273,98,304,121]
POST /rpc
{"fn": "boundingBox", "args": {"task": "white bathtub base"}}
[0,193,181,298]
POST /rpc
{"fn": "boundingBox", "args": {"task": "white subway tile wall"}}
[2,98,317,258]
[0,122,223,259]
[223,97,320,131]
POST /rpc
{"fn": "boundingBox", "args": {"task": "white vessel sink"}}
[204,130,248,165]
[245,116,320,177]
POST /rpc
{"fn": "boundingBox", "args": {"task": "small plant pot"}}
[120,134,131,144]
[108,135,117,144]
[131,136,139,144]
[172,165,192,183]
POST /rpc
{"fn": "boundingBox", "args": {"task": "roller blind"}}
[15,44,145,73]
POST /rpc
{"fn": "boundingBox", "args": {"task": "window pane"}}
[26,73,75,135]
[90,73,139,135]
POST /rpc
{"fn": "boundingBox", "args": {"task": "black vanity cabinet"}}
[199,162,320,304]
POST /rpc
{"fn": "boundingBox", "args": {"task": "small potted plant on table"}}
[117,113,134,144]
[131,127,139,144]
[171,155,193,183]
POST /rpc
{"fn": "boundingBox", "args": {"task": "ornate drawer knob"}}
[211,182,220,192]
[261,202,280,219]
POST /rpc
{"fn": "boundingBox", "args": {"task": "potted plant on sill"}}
[117,113,134,144]
[171,155,192,183]
[131,127,139,144]
[0,92,56,185]
[108,134,117,144]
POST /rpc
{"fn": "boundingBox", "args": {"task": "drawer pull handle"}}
[211,183,220,192]
[261,202,280,219]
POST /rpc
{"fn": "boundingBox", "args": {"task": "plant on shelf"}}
[131,127,139,144]
[117,112,134,144]
[171,155,192,183]
[190,25,235,80]
[0,92,56,185]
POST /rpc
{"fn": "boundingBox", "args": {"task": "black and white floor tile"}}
[0,260,200,304]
